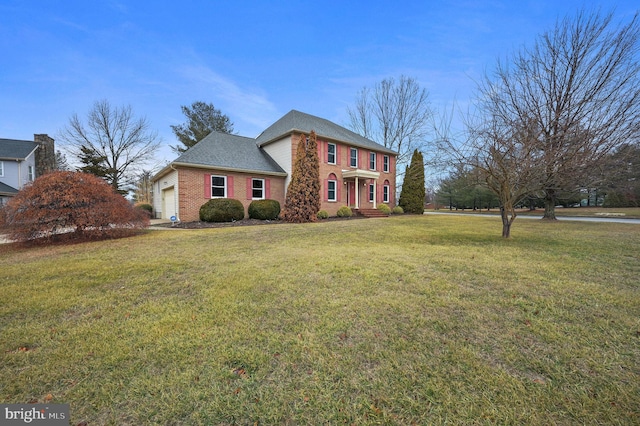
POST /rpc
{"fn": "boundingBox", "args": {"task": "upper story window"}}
[327,143,336,164]
[369,152,376,170]
[383,155,389,173]
[350,148,358,168]
[211,175,226,198]
[252,178,265,199]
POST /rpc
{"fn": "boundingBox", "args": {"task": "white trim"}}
[327,179,337,202]
[327,142,336,165]
[211,175,227,198]
[252,178,265,199]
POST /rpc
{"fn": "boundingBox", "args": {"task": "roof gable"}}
[0,138,38,160]
[255,110,397,155]
[174,131,286,175]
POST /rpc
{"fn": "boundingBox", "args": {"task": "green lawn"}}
[1,215,639,425]
[433,206,640,219]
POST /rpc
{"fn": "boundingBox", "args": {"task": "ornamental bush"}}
[317,210,329,219]
[336,206,353,217]
[392,206,404,214]
[248,199,281,220]
[377,204,392,215]
[199,199,245,222]
[0,171,149,244]
[135,203,153,216]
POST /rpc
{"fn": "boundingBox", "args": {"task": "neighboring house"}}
[152,110,397,221]
[0,134,55,206]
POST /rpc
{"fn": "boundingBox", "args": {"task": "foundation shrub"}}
[317,210,329,219]
[199,199,245,222]
[392,206,404,214]
[248,199,281,220]
[377,204,392,215]
[336,206,353,217]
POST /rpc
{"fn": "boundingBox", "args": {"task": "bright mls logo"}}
[1,405,69,425]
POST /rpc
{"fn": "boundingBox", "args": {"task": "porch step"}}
[352,208,389,218]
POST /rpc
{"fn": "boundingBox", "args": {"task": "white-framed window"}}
[327,143,336,164]
[328,179,337,201]
[369,152,376,170]
[369,183,375,202]
[383,184,390,203]
[383,155,389,172]
[252,178,265,199]
[28,165,34,181]
[350,147,358,167]
[211,175,226,198]
[0,161,4,177]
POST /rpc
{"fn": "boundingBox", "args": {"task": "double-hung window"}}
[369,183,375,202]
[328,179,337,201]
[383,155,389,172]
[0,161,4,177]
[369,152,376,170]
[28,165,34,181]
[252,178,265,199]
[383,184,390,203]
[350,147,358,168]
[327,143,336,164]
[211,175,226,198]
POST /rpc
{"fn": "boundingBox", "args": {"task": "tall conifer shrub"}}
[398,149,426,214]
[283,131,321,222]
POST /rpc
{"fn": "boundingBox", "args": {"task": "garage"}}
[162,186,176,220]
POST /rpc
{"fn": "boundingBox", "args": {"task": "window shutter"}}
[337,180,341,202]
[324,179,329,201]
[204,174,211,198]
[336,145,341,165]
[227,176,234,198]
[246,178,252,200]
[265,179,271,199]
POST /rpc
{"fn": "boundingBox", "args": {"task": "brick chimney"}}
[34,134,56,177]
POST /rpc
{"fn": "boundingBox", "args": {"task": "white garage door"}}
[162,187,175,220]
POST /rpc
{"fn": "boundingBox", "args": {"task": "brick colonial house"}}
[152,110,397,221]
[0,134,55,205]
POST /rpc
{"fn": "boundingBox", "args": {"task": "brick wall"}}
[177,166,286,222]
[290,132,397,216]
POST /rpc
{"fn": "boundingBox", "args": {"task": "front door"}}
[347,182,356,206]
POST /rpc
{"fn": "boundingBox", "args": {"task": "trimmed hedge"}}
[392,206,404,214]
[199,199,245,222]
[317,210,329,219]
[377,204,392,215]
[336,206,353,217]
[248,199,281,220]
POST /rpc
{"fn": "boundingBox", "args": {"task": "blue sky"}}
[1,1,638,166]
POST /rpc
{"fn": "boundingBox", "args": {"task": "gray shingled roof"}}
[174,131,286,175]
[0,181,18,195]
[255,110,397,155]
[0,138,38,160]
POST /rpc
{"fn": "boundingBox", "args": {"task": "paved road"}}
[424,211,640,224]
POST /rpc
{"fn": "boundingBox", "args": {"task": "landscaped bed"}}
[1,215,638,424]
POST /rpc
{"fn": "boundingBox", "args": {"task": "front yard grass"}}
[1,215,638,425]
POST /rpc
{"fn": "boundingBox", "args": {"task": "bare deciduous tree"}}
[483,9,640,220]
[347,76,432,173]
[59,100,161,194]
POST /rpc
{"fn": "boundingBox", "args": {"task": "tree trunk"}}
[500,206,515,238]
[542,191,557,220]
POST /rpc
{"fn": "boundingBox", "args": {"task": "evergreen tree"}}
[170,101,234,153]
[283,131,321,222]
[398,149,426,214]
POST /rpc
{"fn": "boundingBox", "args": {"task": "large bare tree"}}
[482,9,640,220]
[347,76,432,173]
[59,100,161,194]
